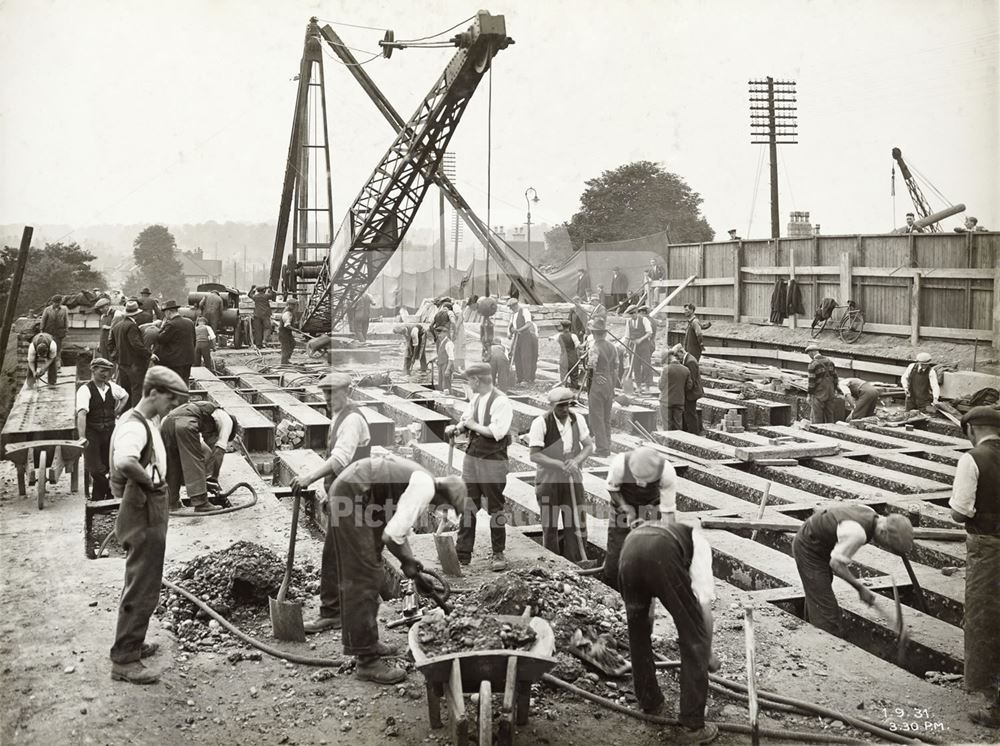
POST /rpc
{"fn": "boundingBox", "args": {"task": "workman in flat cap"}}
[40,295,69,356]
[290,372,372,635]
[805,343,840,424]
[109,366,189,685]
[154,300,196,385]
[26,331,60,387]
[585,318,618,457]
[248,285,276,348]
[76,357,129,500]
[447,361,514,571]
[949,406,1000,728]
[792,503,913,637]
[326,455,466,684]
[161,399,238,512]
[603,446,678,589]
[528,386,595,561]
[839,377,881,420]
[901,351,940,412]
[393,322,428,375]
[108,300,152,406]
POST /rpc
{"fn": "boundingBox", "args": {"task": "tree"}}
[0,241,107,317]
[542,223,575,266]
[566,161,714,248]
[132,225,186,301]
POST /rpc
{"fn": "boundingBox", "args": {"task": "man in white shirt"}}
[393,323,428,374]
[326,455,466,684]
[603,446,677,589]
[437,334,456,393]
[26,332,59,386]
[278,299,297,364]
[901,352,940,412]
[290,372,372,634]
[76,357,129,500]
[448,362,514,571]
[160,400,237,512]
[528,386,594,561]
[109,366,188,685]
[618,514,720,744]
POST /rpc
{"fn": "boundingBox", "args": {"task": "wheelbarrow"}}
[408,611,557,745]
[1,438,85,510]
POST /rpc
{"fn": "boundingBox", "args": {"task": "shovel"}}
[269,486,306,642]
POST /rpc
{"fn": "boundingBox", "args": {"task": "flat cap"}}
[882,514,914,555]
[464,362,492,378]
[317,372,352,390]
[94,297,111,309]
[624,305,637,315]
[506,297,519,307]
[915,352,932,363]
[961,406,1000,430]
[588,318,607,332]
[91,357,115,369]
[144,365,189,396]
[50,295,62,303]
[804,343,820,353]
[547,386,575,404]
[670,343,684,355]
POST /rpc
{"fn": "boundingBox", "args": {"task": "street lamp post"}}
[524,187,539,267]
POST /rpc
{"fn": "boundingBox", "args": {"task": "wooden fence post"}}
[788,246,797,329]
[839,251,853,306]
[733,242,742,322]
[993,266,1000,355]
[910,272,921,346]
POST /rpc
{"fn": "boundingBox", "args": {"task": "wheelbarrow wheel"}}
[36,450,47,510]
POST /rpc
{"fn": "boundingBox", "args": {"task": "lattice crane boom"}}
[891,146,941,232]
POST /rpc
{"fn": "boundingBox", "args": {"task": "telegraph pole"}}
[749,77,797,239]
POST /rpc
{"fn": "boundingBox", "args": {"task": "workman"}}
[671,343,703,434]
[248,285,276,348]
[26,331,60,386]
[452,299,467,372]
[108,300,152,406]
[610,266,628,311]
[437,332,455,393]
[586,318,618,458]
[76,357,129,501]
[625,305,655,394]
[901,352,940,412]
[792,504,913,637]
[569,298,588,343]
[683,304,704,361]
[557,320,580,388]
[660,350,693,431]
[134,288,162,326]
[619,512,720,745]
[488,342,515,392]
[393,323,427,375]
[903,212,924,233]
[290,372,372,635]
[528,386,595,561]
[507,298,538,384]
[109,366,189,685]
[325,455,467,684]
[480,313,495,362]
[948,406,1000,728]
[194,317,216,372]
[448,362,513,571]
[278,298,297,365]
[839,377,880,420]
[198,290,224,333]
[40,295,69,355]
[98,298,115,359]
[575,267,592,299]
[161,400,237,512]
[805,342,840,424]
[352,292,374,344]
[430,299,452,344]
[154,300,196,384]
[603,446,678,589]
[140,319,161,350]
[646,257,666,281]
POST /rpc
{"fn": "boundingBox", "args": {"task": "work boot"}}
[676,723,718,745]
[355,657,406,685]
[457,555,471,566]
[970,706,1000,729]
[140,642,159,659]
[304,616,342,634]
[374,641,400,657]
[110,661,159,685]
[193,503,216,514]
[490,552,508,572]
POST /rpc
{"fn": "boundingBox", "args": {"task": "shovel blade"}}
[269,596,306,642]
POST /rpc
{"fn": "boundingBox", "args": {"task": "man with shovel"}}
[528,386,595,562]
[792,504,913,637]
[326,455,467,684]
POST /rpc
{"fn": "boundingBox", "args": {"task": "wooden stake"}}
[744,603,760,746]
[749,482,772,542]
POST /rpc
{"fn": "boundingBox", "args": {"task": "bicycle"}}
[810,299,865,344]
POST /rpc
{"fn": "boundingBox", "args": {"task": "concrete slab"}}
[803,456,949,494]
[858,423,971,450]
[229,366,331,451]
[701,388,792,426]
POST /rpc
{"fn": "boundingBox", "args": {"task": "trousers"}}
[965,534,1000,694]
[117,364,148,408]
[603,504,660,589]
[316,503,390,620]
[278,328,294,365]
[457,455,508,558]
[84,427,113,501]
[810,396,837,424]
[404,343,427,373]
[620,529,709,727]
[110,482,168,663]
[161,415,211,508]
[328,501,385,657]
[850,388,879,419]
[537,480,588,562]
[251,316,268,347]
[588,383,614,453]
[792,532,841,636]
[195,341,214,371]
[683,399,700,434]
[660,403,684,431]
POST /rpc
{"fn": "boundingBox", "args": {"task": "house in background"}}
[180,248,223,292]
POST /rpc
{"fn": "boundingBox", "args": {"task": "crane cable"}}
[746,144,765,238]
[484,63,493,297]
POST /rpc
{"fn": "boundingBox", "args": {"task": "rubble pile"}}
[157,541,318,651]
[416,614,537,657]
[275,419,306,449]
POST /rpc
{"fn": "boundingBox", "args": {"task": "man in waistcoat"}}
[603,446,678,589]
[839,377,881,420]
[949,406,1000,728]
[449,362,514,571]
[792,503,913,637]
[161,400,238,512]
[108,300,152,407]
[326,455,466,684]
[290,372,372,635]
[76,358,129,501]
[393,322,428,375]
[901,352,940,412]
[278,298,298,365]
[586,318,618,458]
[528,386,595,561]
[109,366,189,684]
[155,300,196,385]
[626,305,655,394]
[806,343,840,424]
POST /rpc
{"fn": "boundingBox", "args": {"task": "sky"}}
[1,0,997,244]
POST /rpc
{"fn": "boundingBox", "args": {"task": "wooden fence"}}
[647,232,1000,350]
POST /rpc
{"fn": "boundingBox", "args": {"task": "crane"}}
[269,12,537,334]
[891,146,966,233]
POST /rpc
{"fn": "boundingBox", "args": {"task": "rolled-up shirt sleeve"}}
[948,452,980,518]
[383,471,436,545]
[689,529,716,605]
[527,415,547,448]
[328,412,371,472]
[659,461,678,513]
[605,454,626,491]
[211,410,234,446]
[486,396,513,441]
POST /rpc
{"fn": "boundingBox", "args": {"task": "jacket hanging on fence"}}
[769,279,788,323]
[812,297,838,329]
[785,280,805,316]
